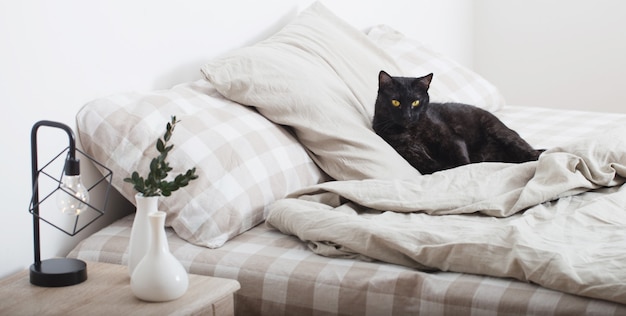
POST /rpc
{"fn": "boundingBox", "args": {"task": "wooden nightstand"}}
[0,261,240,315]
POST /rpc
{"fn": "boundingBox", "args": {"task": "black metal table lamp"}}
[29,120,113,287]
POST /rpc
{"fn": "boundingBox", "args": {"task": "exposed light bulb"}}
[57,175,89,216]
[57,156,90,216]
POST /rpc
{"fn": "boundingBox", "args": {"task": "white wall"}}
[474,0,626,112]
[0,0,472,278]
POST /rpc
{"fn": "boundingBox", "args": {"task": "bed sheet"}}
[68,215,626,315]
[495,105,625,149]
[68,105,626,315]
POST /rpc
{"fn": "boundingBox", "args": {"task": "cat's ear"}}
[378,70,393,87]
[414,73,434,90]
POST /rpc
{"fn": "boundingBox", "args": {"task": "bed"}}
[68,3,626,315]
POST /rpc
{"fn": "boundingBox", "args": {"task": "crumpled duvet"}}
[266,129,626,304]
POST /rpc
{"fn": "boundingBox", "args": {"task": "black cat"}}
[373,71,543,174]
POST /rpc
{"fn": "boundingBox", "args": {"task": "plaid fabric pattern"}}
[69,212,626,315]
[76,80,325,248]
[368,24,507,112]
[496,105,626,149]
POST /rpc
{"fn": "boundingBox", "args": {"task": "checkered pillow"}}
[76,80,326,248]
[368,25,506,112]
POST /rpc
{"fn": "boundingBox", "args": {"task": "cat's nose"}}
[405,109,413,120]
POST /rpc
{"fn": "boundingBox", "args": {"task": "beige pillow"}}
[368,25,506,112]
[201,2,421,180]
[76,80,326,248]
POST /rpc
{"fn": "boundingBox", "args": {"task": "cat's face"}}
[375,71,433,125]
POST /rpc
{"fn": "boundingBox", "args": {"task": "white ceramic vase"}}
[130,211,189,302]
[128,193,158,276]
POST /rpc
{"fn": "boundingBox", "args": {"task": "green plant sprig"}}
[124,116,198,197]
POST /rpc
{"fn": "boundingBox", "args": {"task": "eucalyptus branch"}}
[124,116,198,197]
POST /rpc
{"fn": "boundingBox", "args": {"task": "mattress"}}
[69,105,626,315]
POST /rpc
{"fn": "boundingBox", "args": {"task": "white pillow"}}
[76,80,326,248]
[368,24,506,112]
[201,2,421,180]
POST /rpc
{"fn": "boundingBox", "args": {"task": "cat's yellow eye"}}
[412,100,420,107]
[391,99,401,107]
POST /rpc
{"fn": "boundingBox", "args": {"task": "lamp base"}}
[30,258,87,287]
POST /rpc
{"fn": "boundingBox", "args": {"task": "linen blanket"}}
[266,129,626,305]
